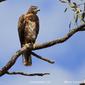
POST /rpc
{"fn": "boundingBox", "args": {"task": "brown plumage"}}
[18,6,40,66]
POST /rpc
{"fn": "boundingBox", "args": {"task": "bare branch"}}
[33,24,85,50]
[32,52,55,64]
[6,71,50,76]
[0,24,85,77]
[0,44,30,76]
[0,0,85,78]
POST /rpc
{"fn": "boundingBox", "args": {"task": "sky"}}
[0,0,85,85]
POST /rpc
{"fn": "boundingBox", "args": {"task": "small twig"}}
[32,52,55,64]
[6,71,50,76]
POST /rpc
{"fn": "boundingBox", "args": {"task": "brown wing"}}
[18,14,25,47]
[18,14,39,47]
[28,14,39,41]
[35,15,39,38]
[23,14,39,43]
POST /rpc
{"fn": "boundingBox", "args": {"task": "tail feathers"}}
[23,50,32,66]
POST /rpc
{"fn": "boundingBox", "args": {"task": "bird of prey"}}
[18,6,40,66]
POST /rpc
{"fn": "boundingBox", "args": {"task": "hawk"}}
[18,6,40,66]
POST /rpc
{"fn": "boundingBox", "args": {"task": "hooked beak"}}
[36,9,40,12]
[33,8,40,14]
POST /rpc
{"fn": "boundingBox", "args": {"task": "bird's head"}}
[27,6,40,14]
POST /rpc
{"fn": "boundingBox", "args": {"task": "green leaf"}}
[64,8,68,12]
[69,21,71,29]
[68,0,71,3]
[70,2,77,8]
[59,0,67,3]
[75,15,78,25]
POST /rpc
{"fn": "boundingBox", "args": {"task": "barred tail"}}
[22,50,32,66]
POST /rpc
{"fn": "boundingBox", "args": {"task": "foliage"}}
[59,0,85,29]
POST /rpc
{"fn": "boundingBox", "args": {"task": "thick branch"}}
[0,44,30,76]
[6,71,49,76]
[33,24,85,50]
[0,24,85,77]
[32,52,54,64]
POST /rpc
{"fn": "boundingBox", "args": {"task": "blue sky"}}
[0,0,85,85]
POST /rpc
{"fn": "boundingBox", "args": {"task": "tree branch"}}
[32,52,54,64]
[0,24,85,77]
[0,44,30,76]
[6,71,49,76]
[33,24,85,50]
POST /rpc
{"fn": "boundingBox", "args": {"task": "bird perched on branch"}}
[18,6,40,66]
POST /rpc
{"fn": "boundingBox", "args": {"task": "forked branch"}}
[0,24,85,77]
[32,52,55,64]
